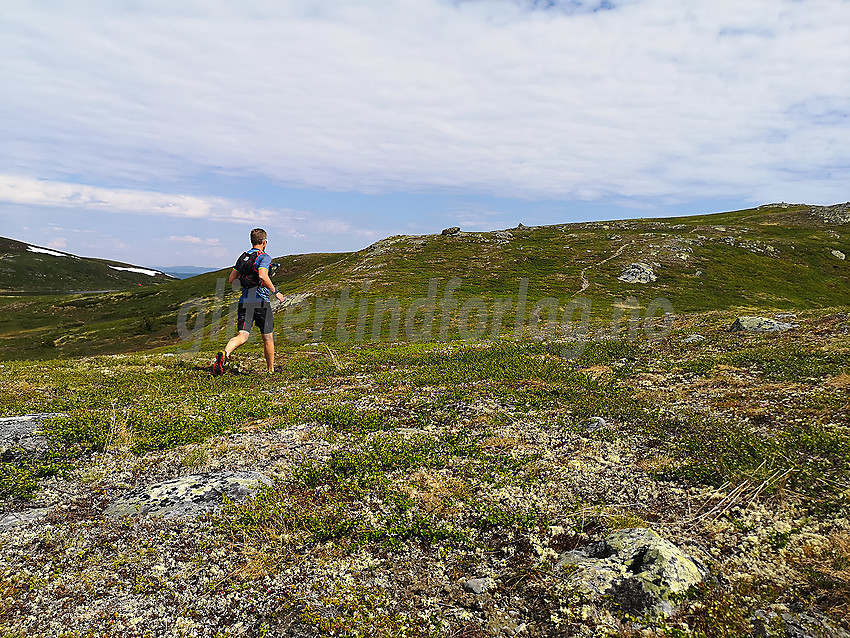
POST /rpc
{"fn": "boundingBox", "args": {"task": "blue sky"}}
[2,0,849,268]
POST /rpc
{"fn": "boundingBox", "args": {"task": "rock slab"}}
[105,471,272,519]
[0,413,67,460]
[0,507,52,530]
[729,316,798,332]
[556,527,707,617]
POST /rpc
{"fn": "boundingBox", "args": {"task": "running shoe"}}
[213,351,227,376]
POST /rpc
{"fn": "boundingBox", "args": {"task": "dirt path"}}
[576,240,635,295]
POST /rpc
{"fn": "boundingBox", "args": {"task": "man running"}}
[213,228,286,375]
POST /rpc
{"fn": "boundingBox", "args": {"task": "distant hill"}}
[0,202,847,359]
[0,237,175,293]
[157,266,223,280]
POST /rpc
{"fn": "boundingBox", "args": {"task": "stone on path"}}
[729,316,798,332]
[104,471,272,519]
[618,263,657,284]
[556,527,707,617]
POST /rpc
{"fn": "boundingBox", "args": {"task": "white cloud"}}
[1,0,849,204]
[167,235,222,245]
[0,175,367,237]
[0,174,264,223]
[47,237,67,249]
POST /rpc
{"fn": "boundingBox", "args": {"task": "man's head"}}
[250,228,268,248]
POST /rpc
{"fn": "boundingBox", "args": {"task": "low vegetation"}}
[1,305,848,636]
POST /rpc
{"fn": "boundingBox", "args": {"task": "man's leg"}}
[225,330,250,356]
[214,301,252,375]
[261,333,275,373]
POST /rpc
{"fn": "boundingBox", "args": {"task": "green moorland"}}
[0,203,848,637]
[0,236,175,294]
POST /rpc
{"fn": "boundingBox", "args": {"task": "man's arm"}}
[228,268,239,285]
[258,268,285,302]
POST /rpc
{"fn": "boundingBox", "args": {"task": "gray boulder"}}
[104,471,272,519]
[556,527,707,617]
[683,334,705,343]
[832,249,846,260]
[441,227,461,236]
[729,316,798,332]
[618,263,657,284]
[582,416,607,431]
[0,413,67,460]
[462,577,495,595]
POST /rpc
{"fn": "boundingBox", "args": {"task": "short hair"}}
[250,228,267,246]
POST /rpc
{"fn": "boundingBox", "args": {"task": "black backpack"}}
[235,250,265,288]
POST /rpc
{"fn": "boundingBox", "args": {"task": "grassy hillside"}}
[0,236,176,293]
[0,203,847,360]
[0,204,848,636]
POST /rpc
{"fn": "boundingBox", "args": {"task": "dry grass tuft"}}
[797,532,850,622]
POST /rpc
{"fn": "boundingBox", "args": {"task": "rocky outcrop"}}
[618,263,657,284]
[441,227,461,236]
[808,203,850,225]
[729,316,798,332]
[556,527,707,617]
[104,471,272,519]
[0,413,67,461]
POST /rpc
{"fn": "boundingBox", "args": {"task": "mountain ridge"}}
[0,236,175,293]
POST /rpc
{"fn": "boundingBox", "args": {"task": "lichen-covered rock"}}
[618,263,657,284]
[729,316,798,332]
[556,527,707,617]
[832,249,846,260]
[104,471,272,519]
[441,227,461,236]
[753,608,850,638]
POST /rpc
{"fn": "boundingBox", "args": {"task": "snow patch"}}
[27,246,68,257]
[109,265,163,276]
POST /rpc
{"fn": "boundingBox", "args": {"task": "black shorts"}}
[237,300,274,335]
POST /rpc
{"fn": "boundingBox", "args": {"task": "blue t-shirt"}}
[236,249,272,302]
